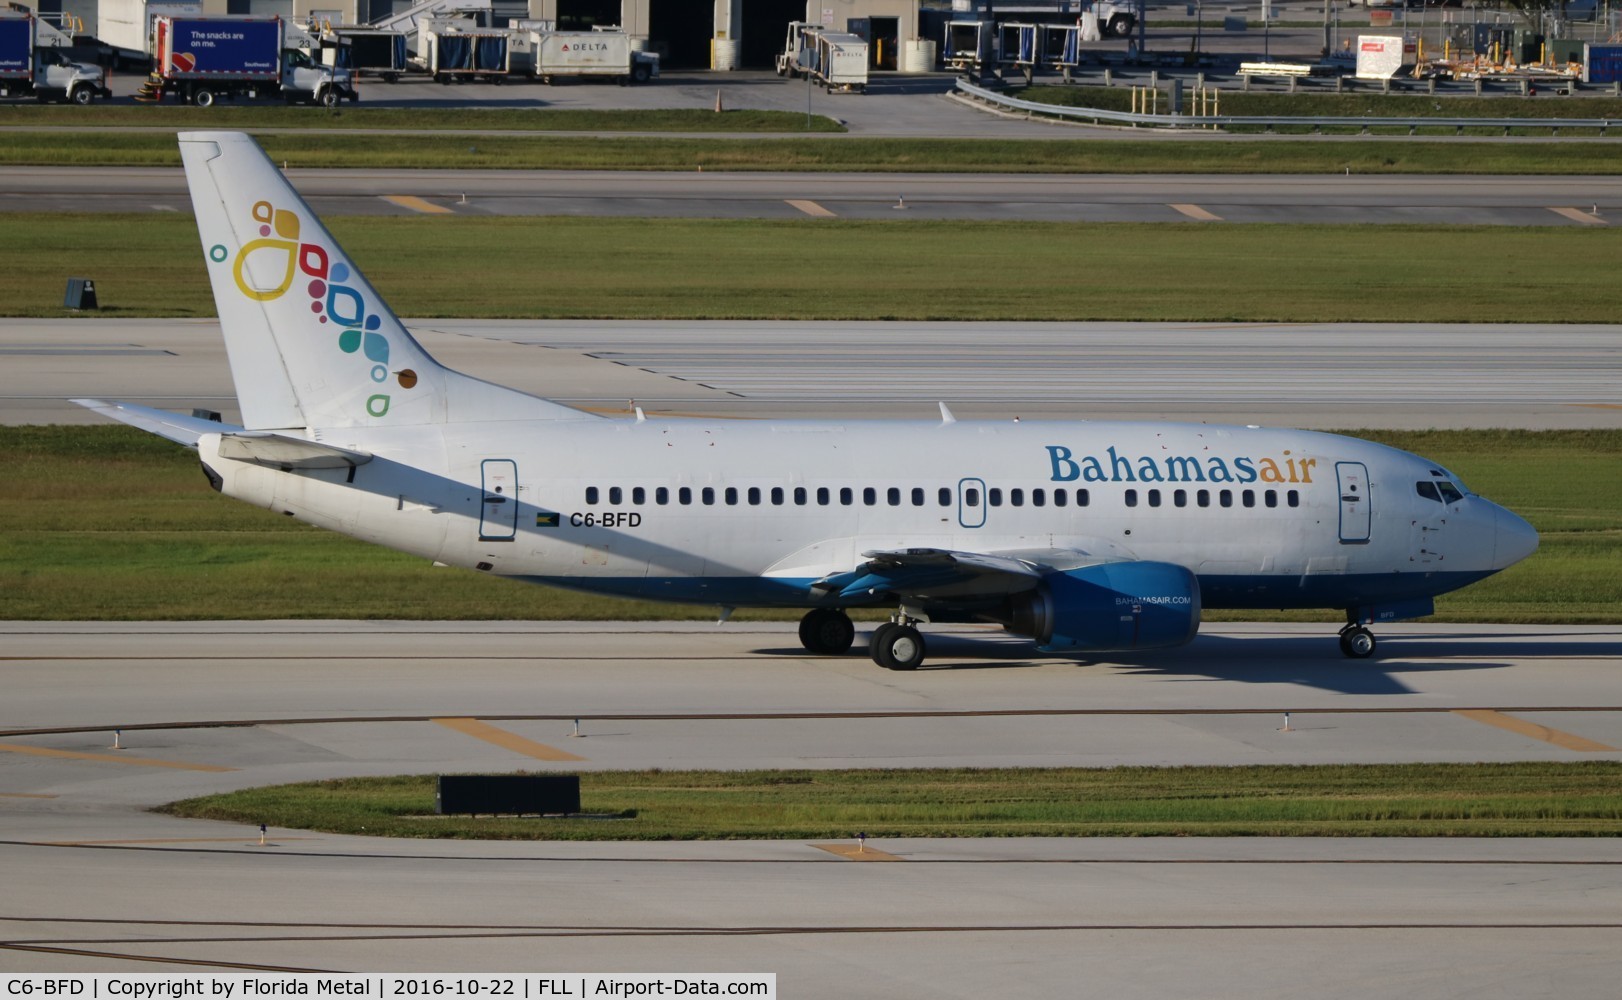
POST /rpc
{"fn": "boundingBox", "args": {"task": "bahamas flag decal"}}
[535,512,560,528]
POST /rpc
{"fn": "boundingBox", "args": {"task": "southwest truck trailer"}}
[0,12,110,103]
[137,15,356,106]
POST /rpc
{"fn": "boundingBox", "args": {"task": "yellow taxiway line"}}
[812,843,905,862]
[432,717,586,761]
[382,195,454,215]
[1547,206,1606,225]
[0,743,235,771]
[786,199,837,218]
[1453,710,1617,752]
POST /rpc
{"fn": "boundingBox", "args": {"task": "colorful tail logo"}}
[215,200,415,418]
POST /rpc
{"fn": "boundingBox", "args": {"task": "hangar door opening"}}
[649,0,714,68]
[557,0,622,31]
[740,0,805,69]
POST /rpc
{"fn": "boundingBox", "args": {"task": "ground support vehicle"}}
[135,15,356,106]
[0,12,110,103]
[525,28,656,85]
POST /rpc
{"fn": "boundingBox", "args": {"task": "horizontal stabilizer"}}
[215,432,372,469]
[71,398,241,447]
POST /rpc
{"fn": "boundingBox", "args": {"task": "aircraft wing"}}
[73,398,372,469]
[811,543,1133,605]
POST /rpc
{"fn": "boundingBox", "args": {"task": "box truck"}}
[0,12,111,104]
[138,15,356,106]
[95,0,200,65]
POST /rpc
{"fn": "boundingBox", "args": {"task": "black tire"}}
[193,87,215,108]
[1110,15,1137,38]
[318,87,339,108]
[631,61,651,84]
[383,72,400,83]
[874,625,925,671]
[1340,626,1376,659]
[799,609,855,656]
[70,85,94,106]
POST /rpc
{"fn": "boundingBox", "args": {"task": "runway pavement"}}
[6,318,1618,428]
[5,164,1622,224]
[2,621,1621,986]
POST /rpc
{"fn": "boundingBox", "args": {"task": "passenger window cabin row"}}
[581,485,1302,510]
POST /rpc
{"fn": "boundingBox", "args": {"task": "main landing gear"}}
[1338,623,1377,659]
[798,608,855,656]
[869,616,926,671]
[795,609,927,671]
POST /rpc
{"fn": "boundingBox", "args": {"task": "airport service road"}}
[7,165,1622,224]
[5,318,1618,429]
[2,621,1621,985]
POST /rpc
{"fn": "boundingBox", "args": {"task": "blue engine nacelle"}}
[1006,561,1201,652]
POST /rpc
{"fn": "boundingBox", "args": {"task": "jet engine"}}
[1003,561,1201,652]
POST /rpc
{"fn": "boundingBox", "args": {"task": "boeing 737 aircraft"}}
[79,132,1539,671]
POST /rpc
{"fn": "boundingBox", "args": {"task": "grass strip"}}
[157,763,1622,839]
[6,214,1622,322]
[1,426,1615,623]
[5,130,1622,172]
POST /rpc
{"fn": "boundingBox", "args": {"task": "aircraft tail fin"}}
[178,131,596,430]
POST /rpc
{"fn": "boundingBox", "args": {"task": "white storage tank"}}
[901,38,935,73]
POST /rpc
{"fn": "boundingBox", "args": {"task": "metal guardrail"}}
[955,79,1618,132]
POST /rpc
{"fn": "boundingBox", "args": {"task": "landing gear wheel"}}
[798,609,854,655]
[868,622,898,660]
[1339,626,1376,659]
[873,625,925,671]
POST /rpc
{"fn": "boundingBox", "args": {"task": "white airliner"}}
[79,132,1539,671]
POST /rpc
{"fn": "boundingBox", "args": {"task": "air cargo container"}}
[326,27,408,81]
[422,20,514,82]
[776,22,867,93]
[0,12,110,103]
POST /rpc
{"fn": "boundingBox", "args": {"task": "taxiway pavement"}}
[6,319,1619,428]
[6,165,1622,225]
[2,621,1621,987]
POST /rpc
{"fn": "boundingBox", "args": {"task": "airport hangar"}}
[18,0,932,73]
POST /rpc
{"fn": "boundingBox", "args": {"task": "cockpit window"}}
[1415,481,1440,502]
[1438,482,1464,504]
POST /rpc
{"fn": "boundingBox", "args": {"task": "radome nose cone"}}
[1496,506,1540,569]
